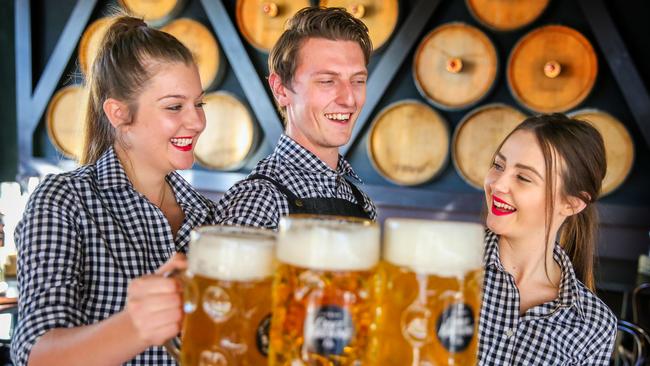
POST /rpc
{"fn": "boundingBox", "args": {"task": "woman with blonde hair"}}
[12,15,218,365]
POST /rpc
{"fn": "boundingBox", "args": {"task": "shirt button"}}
[505,328,514,337]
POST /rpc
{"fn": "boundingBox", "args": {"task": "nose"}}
[487,170,510,196]
[186,104,206,132]
[336,81,355,107]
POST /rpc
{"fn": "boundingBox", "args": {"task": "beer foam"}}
[188,226,276,281]
[383,219,484,278]
[277,217,380,271]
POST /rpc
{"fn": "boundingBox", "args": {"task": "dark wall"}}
[7,0,650,198]
[0,0,17,182]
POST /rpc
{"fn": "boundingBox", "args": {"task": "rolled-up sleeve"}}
[11,175,87,366]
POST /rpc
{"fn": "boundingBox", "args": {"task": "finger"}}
[129,292,183,315]
[149,322,184,346]
[128,276,180,299]
[132,307,184,339]
[155,253,188,275]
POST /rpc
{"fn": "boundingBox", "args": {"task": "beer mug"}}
[165,225,276,366]
[377,219,484,366]
[269,215,381,365]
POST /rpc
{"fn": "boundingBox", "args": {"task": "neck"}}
[114,145,169,206]
[316,149,339,170]
[285,131,340,170]
[498,230,561,287]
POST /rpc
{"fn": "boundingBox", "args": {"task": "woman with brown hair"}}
[11,15,218,365]
[478,113,617,365]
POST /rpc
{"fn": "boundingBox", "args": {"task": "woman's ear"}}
[268,72,291,107]
[103,98,131,129]
[560,193,589,217]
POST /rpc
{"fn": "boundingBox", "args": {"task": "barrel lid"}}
[318,0,399,51]
[466,0,549,31]
[236,0,311,52]
[452,103,526,190]
[368,100,449,186]
[193,92,256,170]
[507,25,598,113]
[46,85,87,160]
[568,109,635,196]
[78,17,114,77]
[413,22,498,111]
[119,0,185,27]
[161,18,222,90]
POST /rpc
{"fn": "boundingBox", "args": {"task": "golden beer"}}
[269,215,381,366]
[376,219,484,366]
[170,225,276,366]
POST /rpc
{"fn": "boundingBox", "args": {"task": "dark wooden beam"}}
[578,0,650,148]
[200,0,283,145]
[15,0,97,176]
[341,0,442,156]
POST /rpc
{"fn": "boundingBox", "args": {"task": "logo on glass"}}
[305,305,354,355]
[435,303,475,353]
[256,314,271,356]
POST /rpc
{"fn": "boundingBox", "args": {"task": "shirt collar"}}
[95,147,132,190]
[553,242,585,318]
[275,134,363,183]
[483,229,502,269]
[93,147,211,215]
[483,229,585,318]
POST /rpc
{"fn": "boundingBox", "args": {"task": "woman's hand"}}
[125,253,188,347]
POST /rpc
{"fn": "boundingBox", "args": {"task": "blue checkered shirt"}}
[11,148,219,366]
[478,230,617,365]
[216,134,377,229]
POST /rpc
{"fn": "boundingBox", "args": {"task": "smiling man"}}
[216,7,377,229]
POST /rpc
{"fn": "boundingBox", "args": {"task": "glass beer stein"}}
[165,225,276,366]
[269,215,381,366]
[376,218,484,366]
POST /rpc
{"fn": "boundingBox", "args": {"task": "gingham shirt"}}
[216,134,377,229]
[478,230,617,365]
[11,148,219,366]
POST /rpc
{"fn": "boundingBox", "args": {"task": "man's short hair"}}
[268,6,373,120]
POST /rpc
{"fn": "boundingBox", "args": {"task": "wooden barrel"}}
[119,0,185,27]
[452,103,526,190]
[193,92,257,171]
[46,85,87,160]
[236,0,311,52]
[568,109,635,196]
[78,17,114,76]
[161,18,223,90]
[466,0,549,31]
[368,100,449,185]
[319,0,399,50]
[413,22,498,110]
[508,25,598,113]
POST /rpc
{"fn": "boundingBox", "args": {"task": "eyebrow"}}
[496,152,544,180]
[312,70,368,77]
[157,91,206,101]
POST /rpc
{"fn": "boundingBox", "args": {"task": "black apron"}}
[247,174,372,220]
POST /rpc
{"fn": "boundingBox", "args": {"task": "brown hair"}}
[267,6,372,120]
[494,113,606,291]
[80,15,194,165]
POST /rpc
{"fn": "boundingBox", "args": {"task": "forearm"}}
[27,311,149,366]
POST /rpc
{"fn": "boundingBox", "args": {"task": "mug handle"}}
[162,268,198,361]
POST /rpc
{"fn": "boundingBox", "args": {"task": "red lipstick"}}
[491,196,516,216]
